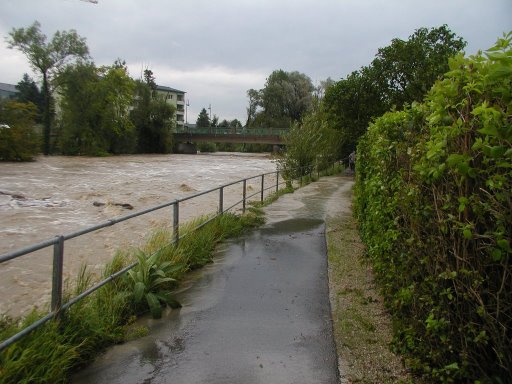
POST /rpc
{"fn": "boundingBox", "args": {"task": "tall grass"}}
[0,208,268,383]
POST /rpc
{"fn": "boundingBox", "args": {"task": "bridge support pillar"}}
[177,142,197,154]
[272,145,283,153]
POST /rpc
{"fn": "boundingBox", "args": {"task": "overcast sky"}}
[1,0,511,123]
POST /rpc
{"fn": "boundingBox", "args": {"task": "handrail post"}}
[173,201,179,245]
[276,171,279,193]
[242,179,247,213]
[261,174,265,202]
[219,186,224,214]
[51,235,64,316]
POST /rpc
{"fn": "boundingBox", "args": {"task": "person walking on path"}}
[348,150,356,171]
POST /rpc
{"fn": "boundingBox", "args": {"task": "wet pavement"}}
[73,176,352,384]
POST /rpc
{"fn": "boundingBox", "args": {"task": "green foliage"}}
[278,105,342,178]
[196,107,210,127]
[354,33,512,382]
[131,80,175,153]
[7,20,90,155]
[0,100,40,161]
[324,25,466,160]
[57,62,136,155]
[323,67,385,159]
[0,208,268,381]
[247,70,314,128]
[15,74,43,121]
[126,250,181,319]
[0,313,79,384]
[372,24,466,109]
[197,141,217,152]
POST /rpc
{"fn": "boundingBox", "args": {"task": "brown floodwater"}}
[0,153,277,317]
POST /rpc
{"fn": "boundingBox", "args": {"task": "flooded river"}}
[0,153,277,317]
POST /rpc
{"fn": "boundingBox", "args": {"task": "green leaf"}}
[153,277,175,286]
[444,362,459,371]
[497,239,511,252]
[134,281,146,302]
[492,248,502,261]
[154,269,166,278]
[146,292,162,319]
[463,228,473,240]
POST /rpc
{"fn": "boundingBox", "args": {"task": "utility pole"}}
[208,104,212,132]
[185,99,189,129]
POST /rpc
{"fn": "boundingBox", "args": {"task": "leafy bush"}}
[197,141,217,152]
[355,33,511,382]
[0,100,40,161]
[278,109,341,179]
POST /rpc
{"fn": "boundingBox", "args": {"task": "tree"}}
[371,24,466,109]
[7,21,89,155]
[247,70,314,127]
[131,80,175,153]
[246,88,260,126]
[211,115,219,128]
[57,62,136,155]
[143,68,157,98]
[229,119,242,128]
[0,99,40,161]
[97,64,136,154]
[323,67,385,158]
[15,73,43,119]
[323,25,466,159]
[196,108,210,128]
[57,62,101,155]
[218,119,229,128]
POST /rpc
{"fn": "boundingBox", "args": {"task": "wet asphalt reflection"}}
[73,176,350,384]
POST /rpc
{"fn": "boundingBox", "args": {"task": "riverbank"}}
[0,153,276,317]
[326,184,412,383]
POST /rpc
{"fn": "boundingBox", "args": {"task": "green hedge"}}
[354,33,511,382]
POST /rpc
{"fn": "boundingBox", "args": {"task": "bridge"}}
[174,126,288,146]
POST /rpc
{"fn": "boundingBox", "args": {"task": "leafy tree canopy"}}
[323,25,466,159]
[7,20,90,155]
[372,24,467,109]
[247,69,314,128]
[196,108,210,127]
[15,74,43,115]
[0,99,40,161]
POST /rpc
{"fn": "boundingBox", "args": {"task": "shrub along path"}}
[73,175,399,384]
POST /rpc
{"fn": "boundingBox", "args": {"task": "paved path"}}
[73,176,353,384]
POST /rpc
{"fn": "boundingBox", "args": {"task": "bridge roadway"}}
[174,127,288,145]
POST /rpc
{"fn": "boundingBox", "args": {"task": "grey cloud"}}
[1,0,511,122]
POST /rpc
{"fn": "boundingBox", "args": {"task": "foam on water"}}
[0,153,276,317]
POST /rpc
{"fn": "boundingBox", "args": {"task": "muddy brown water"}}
[0,153,277,317]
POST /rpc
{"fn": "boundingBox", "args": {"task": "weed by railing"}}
[0,162,343,352]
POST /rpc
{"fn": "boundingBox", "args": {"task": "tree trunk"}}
[42,72,51,155]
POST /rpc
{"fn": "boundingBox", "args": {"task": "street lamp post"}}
[208,104,212,133]
[185,99,189,131]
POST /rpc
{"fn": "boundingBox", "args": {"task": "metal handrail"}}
[174,126,290,136]
[0,162,340,351]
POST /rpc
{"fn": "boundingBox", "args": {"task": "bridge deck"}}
[174,127,288,145]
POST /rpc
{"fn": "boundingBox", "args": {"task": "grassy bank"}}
[326,188,413,383]
[0,208,267,383]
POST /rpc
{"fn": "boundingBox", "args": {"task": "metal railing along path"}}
[0,163,341,351]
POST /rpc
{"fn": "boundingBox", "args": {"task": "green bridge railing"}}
[174,126,289,136]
